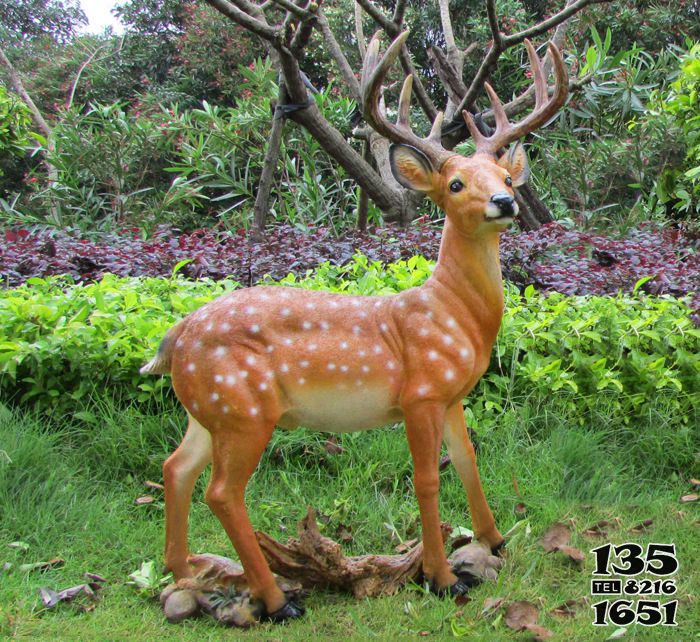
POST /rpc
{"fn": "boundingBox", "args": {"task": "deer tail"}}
[139,321,187,375]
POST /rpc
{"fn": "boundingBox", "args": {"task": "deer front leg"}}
[205,425,304,622]
[404,401,466,594]
[443,403,504,552]
[163,415,212,579]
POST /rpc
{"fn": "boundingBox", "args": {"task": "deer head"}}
[362,32,568,237]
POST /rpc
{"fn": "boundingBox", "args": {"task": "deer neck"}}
[428,217,505,344]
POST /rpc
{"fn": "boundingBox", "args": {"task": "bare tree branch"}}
[391,0,408,27]
[317,10,361,101]
[355,1,366,59]
[354,0,396,35]
[486,0,502,48]
[205,0,280,42]
[66,38,124,111]
[269,0,312,19]
[398,48,438,121]
[503,0,611,47]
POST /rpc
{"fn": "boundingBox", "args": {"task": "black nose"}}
[490,192,515,216]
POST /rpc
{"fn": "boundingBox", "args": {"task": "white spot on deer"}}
[445,369,455,381]
[284,338,293,346]
[419,327,429,337]
[459,348,470,360]
[428,350,438,361]
[340,341,349,350]
[328,363,336,371]
[280,291,290,299]
[227,309,237,317]
[259,382,268,391]
[387,361,396,370]
[240,370,249,379]
[330,301,339,309]
[245,355,256,366]
[373,345,383,355]
[446,317,457,329]
[397,299,406,308]
[351,300,361,307]
[298,377,306,385]
[300,360,309,368]
[245,306,257,315]
[266,344,274,352]
[305,302,316,310]
[355,379,364,387]
[194,339,203,350]
[359,350,367,357]
[308,343,318,351]
[214,374,224,383]
[302,321,312,330]
[352,325,361,335]
[225,375,236,385]
[417,384,430,396]
[426,311,434,319]
[250,407,259,416]
[265,371,273,379]
[221,322,231,332]
[380,323,389,332]
[361,365,370,373]
[222,405,230,414]
[187,363,196,372]
[420,292,429,302]
[281,307,291,317]
[192,401,200,412]
[280,363,289,373]
[320,321,330,331]
[214,346,227,357]
[443,335,454,346]
[250,324,260,334]
[206,322,214,332]
[211,392,220,402]
[176,337,184,348]
[340,365,349,372]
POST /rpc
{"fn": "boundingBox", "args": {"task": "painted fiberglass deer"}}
[141,32,568,622]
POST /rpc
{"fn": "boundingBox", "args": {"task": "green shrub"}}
[0,256,697,422]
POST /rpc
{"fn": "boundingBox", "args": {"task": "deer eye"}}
[449,179,463,193]
[505,176,513,187]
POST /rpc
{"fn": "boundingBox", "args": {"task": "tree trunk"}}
[250,93,286,241]
[516,182,555,230]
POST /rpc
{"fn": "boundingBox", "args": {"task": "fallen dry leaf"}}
[607,626,627,639]
[134,495,155,506]
[557,545,585,565]
[394,538,419,554]
[145,480,165,491]
[439,454,451,471]
[455,593,471,606]
[335,523,353,544]
[480,596,505,617]
[680,493,698,503]
[550,597,587,618]
[512,474,522,498]
[582,520,612,538]
[525,623,554,640]
[20,558,64,573]
[690,478,700,487]
[324,437,343,455]
[504,600,539,630]
[514,503,527,517]
[541,522,571,552]
[629,519,654,534]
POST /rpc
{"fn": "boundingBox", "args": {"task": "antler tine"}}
[361,31,453,169]
[464,39,569,155]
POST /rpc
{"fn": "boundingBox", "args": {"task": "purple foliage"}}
[1,223,698,307]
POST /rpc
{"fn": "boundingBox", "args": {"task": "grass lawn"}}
[1,394,698,641]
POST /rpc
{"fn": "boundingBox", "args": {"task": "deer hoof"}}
[491,539,506,556]
[431,578,471,597]
[263,600,306,623]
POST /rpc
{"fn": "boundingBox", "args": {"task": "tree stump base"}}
[159,507,502,627]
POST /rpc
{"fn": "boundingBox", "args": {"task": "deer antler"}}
[361,31,454,170]
[463,39,569,155]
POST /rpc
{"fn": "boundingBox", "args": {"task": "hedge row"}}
[0,255,697,420]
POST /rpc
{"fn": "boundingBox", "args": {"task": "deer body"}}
[144,32,568,621]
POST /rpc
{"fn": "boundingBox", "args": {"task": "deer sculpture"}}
[141,31,568,622]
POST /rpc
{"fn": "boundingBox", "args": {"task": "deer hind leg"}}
[443,403,504,552]
[163,414,212,579]
[403,401,462,593]
[205,421,303,621]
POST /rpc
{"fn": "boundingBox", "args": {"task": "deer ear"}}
[390,144,436,192]
[498,142,530,186]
